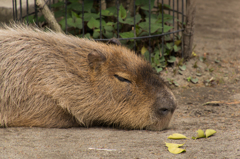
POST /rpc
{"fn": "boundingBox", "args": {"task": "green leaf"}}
[167,56,176,63]
[101,9,110,16]
[145,14,158,24]
[104,25,114,32]
[144,51,150,61]
[51,1,64,8]
[105,6,117,16]
[157,13,174,23]
[106,22,115,26]
[159,56,165,62]
[82,13,99,21]
[205,129,216,138]
[178,70,183,75]
[168,133,187,139]
[54,10,65,18]
[173,81,179,87]
[84,0,94,13]
[138,22,161,33]
[179,65,186,71]
[84,33,91,39]
[163,4,171,9]
[75,18,83,29]
[154,51,160,60]
[87,17,100,29]
[119,32,135,39]
[119,14,141,25]
[196,73,202,76]
[173,45,180,52]
[136,0,155,11]
[71,11,80,18]
[103,31,113,39]
[156,67,163,73]
[186,77,191,82]
[166,43,173,50]
[119,4,127,19]
[191,78,198,84]
[62,17,82,30]
[67,18,76,28]
[163,25,173,33]
[93,30,100,39]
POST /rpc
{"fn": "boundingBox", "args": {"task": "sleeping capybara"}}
[0,24,177,131]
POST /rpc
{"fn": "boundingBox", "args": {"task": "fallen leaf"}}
[192,51,197,57]
[179,65,186,71]
[192,129,205,139]
[168,133,187,139]
[203,101,224,106]
[205,129,216,138]
[165,142,185,148]
[191,78,198,84]
[196,73,202,76]
[197,129,205,138]
[168,147,186,154]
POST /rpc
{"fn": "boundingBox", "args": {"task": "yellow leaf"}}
[168,147,186,154]
[174,40,181,46]
[165,142,184,148]
[192,129,206,139]
[205,129,216,138]
[141,46,147,55]
[192,51,197,56]
[197,129,205,138]
[168,133,187,139]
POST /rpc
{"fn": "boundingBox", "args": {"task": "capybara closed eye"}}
[0,24,177,131]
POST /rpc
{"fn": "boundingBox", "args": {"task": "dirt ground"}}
[1,0,240,158]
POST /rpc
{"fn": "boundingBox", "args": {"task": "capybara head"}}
[0,24,177,130]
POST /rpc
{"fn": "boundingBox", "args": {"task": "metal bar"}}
[34,0,38,25]
[133,0,136,52]
[26,0,29,23]
[163,8,186,15]
[181,0,184,57]
[177,0,179,35]
[161,0,164,58]
[65,0,67,33]
[49,0,51,10]
[148,0,151,62]
[117,0,119,38]
[19,0,22,20]
[82,0,84,36]
[94,29,184,41]
[12,0,15,21]
[99,0,102,39]
[172,0,175,53]
[168,0,170,14]
[15,0,18,20]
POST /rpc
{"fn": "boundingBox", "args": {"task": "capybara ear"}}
[107,38,121,46]
[88,51,106,70]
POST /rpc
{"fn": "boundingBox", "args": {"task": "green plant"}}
[26,0,183,72]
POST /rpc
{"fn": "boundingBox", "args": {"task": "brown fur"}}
[0,24,177,130]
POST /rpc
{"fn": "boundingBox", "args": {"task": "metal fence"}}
[12,0,186,64]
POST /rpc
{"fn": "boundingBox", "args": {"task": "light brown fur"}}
[0,24,177,130]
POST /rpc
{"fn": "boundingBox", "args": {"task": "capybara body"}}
[0,24,177,131]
